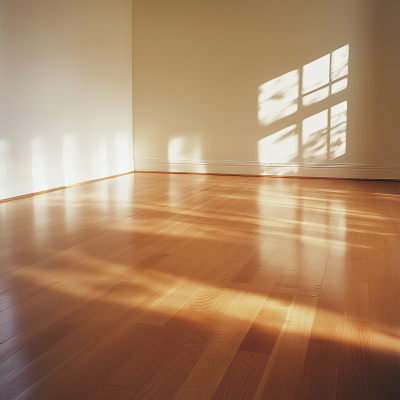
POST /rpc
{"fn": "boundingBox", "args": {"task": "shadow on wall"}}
[258,44,349,172]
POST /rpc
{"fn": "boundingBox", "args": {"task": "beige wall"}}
[1,0,398,199]
[132,0,400,179]
[367,0,400,165]
[0,0,133,199]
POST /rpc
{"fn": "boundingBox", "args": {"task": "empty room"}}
[0,0,399,399]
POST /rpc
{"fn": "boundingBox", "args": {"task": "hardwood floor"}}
[0,172,399,399]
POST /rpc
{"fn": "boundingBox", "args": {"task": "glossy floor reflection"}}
[0,173,399,399]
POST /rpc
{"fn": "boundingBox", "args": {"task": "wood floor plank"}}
[296,283,345,399]
[239,296,290,354]
[296,213,338,296]
[367,224,400,399]
[133,276,204,327]
[173,387,214,400]
[232,235,284,284]
[387,249,400,293]
[297,339,340,400]
[105,324,166,388]
[0,320,109,399]
[239,210,331,355]
[308,283,346,342]
[347,256,369,283]
[0,278,133,364]
[336,320,377,400]
[165,282,250,334]
[344,282,370,322]
[11,318,170,399]
[211,350,270,400]
[0,279,60,313]
[89,385,137,400]
[177,287,267,394]
[0,322,77,383]
[254,295,318,400]
[132,331,213,400]
[322,213,348,286]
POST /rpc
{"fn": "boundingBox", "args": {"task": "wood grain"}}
[296,283,346,399]
[336,320,377,400]
[211,351,269,400]
[0,173,398,400]
[255,295,318,400]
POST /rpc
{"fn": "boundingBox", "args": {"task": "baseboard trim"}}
[3,159,400,203]
[0,170,135,203]
[134,159,400,181]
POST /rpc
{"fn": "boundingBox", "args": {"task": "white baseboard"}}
[134,158,400,180]
[2,158,399,201]
[0,161,135,201]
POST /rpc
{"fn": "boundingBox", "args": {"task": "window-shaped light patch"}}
[331,45,349,81]
[258,125,298,163]
[168,134,202,161]
[258,70,299,126]
[302,110,328,162]
[331,77,348,94]
[168,134,204,172]
[302,87,329,106]
[302,54,330,95]
[330,101,347,160]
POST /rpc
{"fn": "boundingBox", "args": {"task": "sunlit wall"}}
[0,0,133,200]
[132,0,400,179]
[258,45,349,169]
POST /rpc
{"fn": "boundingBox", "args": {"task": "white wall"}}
[132,0,400,179]
[0,0,133,200]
